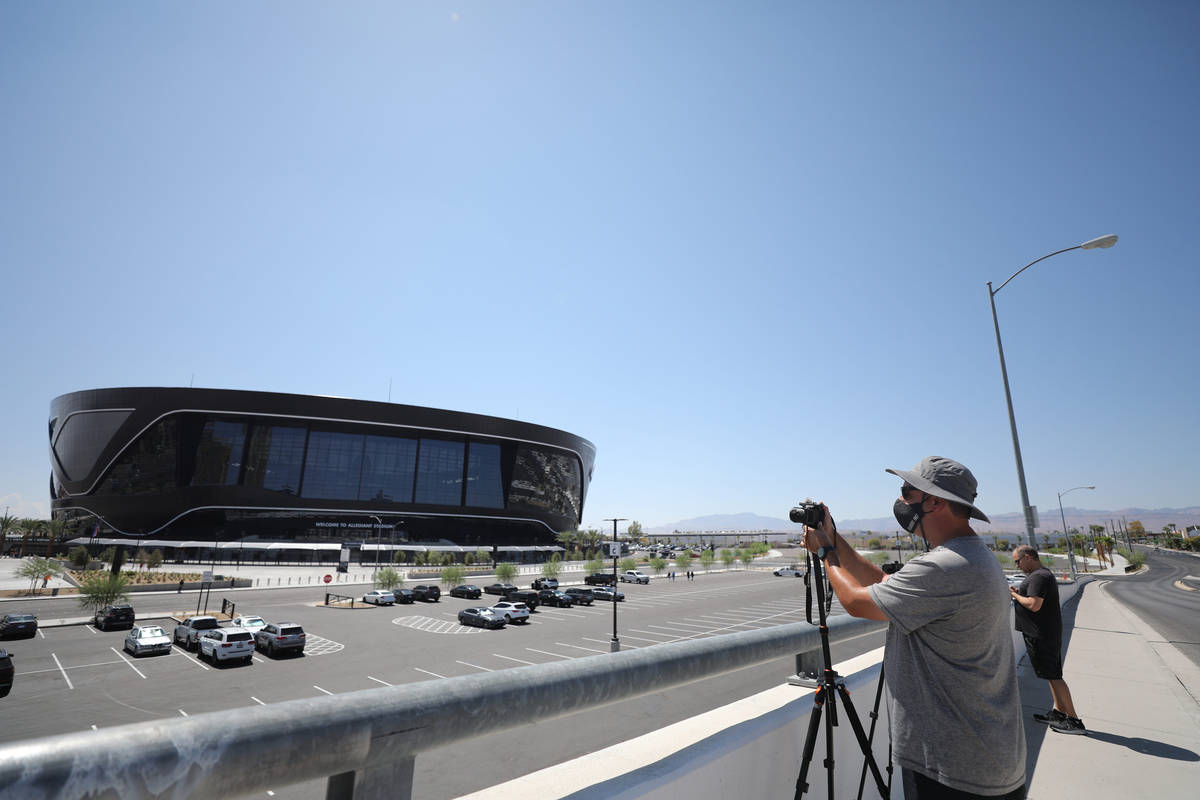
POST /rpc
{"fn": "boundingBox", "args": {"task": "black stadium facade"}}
[50,388,594,556]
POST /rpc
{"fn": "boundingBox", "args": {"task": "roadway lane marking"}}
[110,647,147,679]
[51,653,74,690]
[251,697,266,705]
[492,654,535,665]
[367,676,392,687]
[556,642,607,653]
[414,667,446,679]
[456,661,493,672]
[581,637,638,649]
[525,648,573,660]
[313,685,334,695]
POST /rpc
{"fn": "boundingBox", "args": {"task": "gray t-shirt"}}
[868,535,1026,795]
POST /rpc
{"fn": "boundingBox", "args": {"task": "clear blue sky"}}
[3,2,1197,534]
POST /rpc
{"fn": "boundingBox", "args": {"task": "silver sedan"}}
[124,625,172,657]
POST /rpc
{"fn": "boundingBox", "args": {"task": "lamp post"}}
[988,234,1117,552]
[1057,485,1094,581]
[369,515,383,573]
[604,517,627,652]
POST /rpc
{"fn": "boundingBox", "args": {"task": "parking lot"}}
[1,570,878,798]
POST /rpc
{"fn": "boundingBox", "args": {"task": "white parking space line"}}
[628,628,683,640]
[414,667,446,679]
[251,697,266,705]
[85,625,100,634]
[367,676,392,687]
[110,647,147,679]
[492,654,535,665]
[556,642,607,653]
[17,659,125,676]
[51,653,74,690]
[612,633,666,644]
[38,628,46,639]
[91,725,98,730]
[582,636,638,649]
[178,710,188,717]
[172,650,211,671]
[313,685,334,696]
[525,648,573,660]
[456,660,493,672]
[654,620,713,630]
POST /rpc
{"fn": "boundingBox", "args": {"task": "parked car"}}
[0,649,11,697]
[1006,573,1025,588]
[197,627,255,664]
[619,570,650,584]
[773,566,805,577]
[490,601,531,624]
[254,622,306,657]
[449,584,482,599]
[393,588,416,604]
[530,577,559,590]
[411,585,441,602]
[590,586,625,602]
[172,616,221,651]
[483,583,518,596]
[361,590,395,606]
[123,625,172,657]
[584,573,616,586]
[505,589,539,610]
[0,614,38,639]
[231,615,268,635]
[457,607,507,629]
[563,588,595,606]
[537,590,574,608]
[93,604,135,631]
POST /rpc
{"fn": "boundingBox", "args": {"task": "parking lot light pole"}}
[369,515,383,573]
[987,234,1118,553]
[604,518,627,652]
[1057,486,1094,581]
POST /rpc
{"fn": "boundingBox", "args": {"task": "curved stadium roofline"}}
[49,388,594,549]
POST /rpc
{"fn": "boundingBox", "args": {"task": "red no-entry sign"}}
[324,574,333,584]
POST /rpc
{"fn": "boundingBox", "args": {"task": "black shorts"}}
[902,768,1026,799]
[1023,634,1063,680]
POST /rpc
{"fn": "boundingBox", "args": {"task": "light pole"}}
[369,515,383,572]
[988,234,1117,552]
[604,517,627,652]
[1057,485,1094,581]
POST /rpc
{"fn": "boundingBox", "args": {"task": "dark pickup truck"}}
[584,573,616,586]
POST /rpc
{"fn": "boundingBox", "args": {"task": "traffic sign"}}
[324,574,333,584]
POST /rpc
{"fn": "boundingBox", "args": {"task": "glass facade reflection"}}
[302,431,365,500]
[245,425,306,495]
[52,410,131,481]
[415,439,465,506]
[360,435,417,503]
[97,418,179,496]
[465,442,504,508]
[191,420,246,486]
[508,444,582,519]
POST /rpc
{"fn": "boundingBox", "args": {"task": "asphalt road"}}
[1098,546,1200,670]
[0,570,886,799]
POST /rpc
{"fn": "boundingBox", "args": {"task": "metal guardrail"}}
[0,614,886,799]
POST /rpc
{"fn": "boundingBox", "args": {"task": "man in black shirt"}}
[1010,545,1086,735]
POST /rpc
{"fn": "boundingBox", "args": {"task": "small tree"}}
[720,549,737,569]
[619,557,636,572]
[69,546,90,569]
[99,546,116,564]
[18,557,63,594]
[738,549,754,568]
[77,571,130,612]
[585,557,606,576]
[147,549,164,569]
[867,538,884,550]
[648,557,667,576]
[541,557,562,580]
[476,548,491,566]
[440,565,466,589]
[699,550,715,572]
[627,521,644,540]
[674,552,693,574]
[495,562,518,583]
[374,567,403,591]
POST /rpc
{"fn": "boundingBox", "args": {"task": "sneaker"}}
[1033,708,1068,725]
[1049,716,1087,735]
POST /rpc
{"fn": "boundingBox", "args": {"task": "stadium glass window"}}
[97,418,180,496]
[465,441,504,508]
[301,431,365,500]
[244,425,307,495]
[52,410,132,481]
[415,439,464,506]
[360,435,417,503]
[507,445,582,519]
[191,420,246,486]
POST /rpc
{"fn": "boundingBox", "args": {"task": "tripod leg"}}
[835,682,889,799]
[824,685,836,800]
[793,686,827,800]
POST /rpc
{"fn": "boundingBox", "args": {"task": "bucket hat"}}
[886,456,989,523]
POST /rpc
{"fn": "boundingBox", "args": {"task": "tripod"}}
[794,549,891,800]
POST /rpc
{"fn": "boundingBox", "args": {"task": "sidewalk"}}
[1021,569,1200,799]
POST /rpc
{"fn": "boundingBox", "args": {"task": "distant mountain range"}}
[647,508,1200,535]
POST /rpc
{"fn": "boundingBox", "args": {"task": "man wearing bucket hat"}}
[802,456,1026,799]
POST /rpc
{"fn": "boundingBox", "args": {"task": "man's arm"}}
[823,550,889,621]
[1009,585,1044,612]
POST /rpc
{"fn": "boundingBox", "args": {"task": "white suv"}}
[490,601,530,624]
[197,627,255,664]
[620,570,650,584]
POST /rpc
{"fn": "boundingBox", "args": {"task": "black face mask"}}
[893,497,926,533]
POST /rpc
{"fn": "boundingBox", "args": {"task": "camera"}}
[790,500,826,528]
[881,561,903,574]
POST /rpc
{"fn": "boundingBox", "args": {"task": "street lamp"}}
[1057,485,1094,581]
[988,234,1118,552]
[369,515,384,572]
[603,518,627,652]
